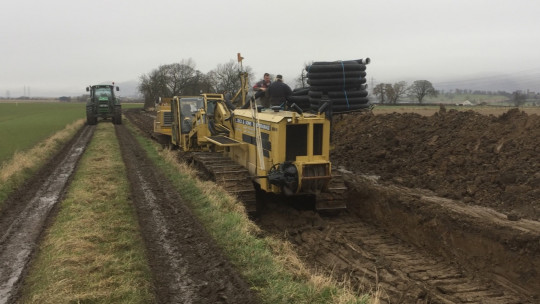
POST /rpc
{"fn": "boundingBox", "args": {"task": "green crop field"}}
[122,102,144,109]
[0,102,86,164]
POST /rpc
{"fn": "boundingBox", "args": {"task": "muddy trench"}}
[255,177,539,304]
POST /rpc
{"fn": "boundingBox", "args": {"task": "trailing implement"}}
[86,84,122,125]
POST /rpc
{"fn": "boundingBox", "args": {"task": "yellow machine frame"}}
[159,93,334,197]
[170,94,232,151]
[224,109,331,194]
[153,97,173,136]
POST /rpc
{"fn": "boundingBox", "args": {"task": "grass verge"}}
[0,119,85,211]
[125,121,371,304]
[20,123,155,304]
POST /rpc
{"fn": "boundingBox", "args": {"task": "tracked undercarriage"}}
[187,151,257,212]
[183,151,348,213]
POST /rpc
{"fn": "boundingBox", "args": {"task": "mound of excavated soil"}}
[331,108,540,221]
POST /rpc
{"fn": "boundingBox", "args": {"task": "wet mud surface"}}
[125,107,540,303]
[0,125,94,304]
[115,124,257,304]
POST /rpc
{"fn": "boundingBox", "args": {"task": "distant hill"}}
[116,80,140,98]
[432,69,540,93]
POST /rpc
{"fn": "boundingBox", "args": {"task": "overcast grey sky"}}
[1,0,540,97]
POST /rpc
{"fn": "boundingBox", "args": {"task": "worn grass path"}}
[20,123,154,303]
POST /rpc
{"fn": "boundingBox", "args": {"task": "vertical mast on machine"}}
[231,53,249,107]
[236,53,265,172]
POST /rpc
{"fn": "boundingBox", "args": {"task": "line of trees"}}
[373,80,539,106]
[138,58,254,109]
[373,80,438,104]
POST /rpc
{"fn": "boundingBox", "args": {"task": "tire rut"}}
[0,125,94,304]
[115,124,258,304]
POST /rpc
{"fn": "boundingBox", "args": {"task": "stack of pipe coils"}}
[287,87,311,112]
[306,58,370,113]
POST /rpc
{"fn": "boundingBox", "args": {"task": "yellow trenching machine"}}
[154,92,346,212]
[152,54,347,212]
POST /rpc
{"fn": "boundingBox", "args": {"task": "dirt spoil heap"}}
[331,108,540,221]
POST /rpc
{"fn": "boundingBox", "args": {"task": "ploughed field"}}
[126,107,540,303]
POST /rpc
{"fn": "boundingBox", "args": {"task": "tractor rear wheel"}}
[86,108,97,125]
[113,106,122,125]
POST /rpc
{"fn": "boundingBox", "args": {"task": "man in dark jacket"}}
[253,72,272,95]
[267,74,292,107]
[241,73,271,109]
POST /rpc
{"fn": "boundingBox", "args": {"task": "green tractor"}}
[86,84,122,125]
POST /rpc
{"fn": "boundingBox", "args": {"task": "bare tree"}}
[194,71,214,94]
[138,67,169,109]
[208,60,254,106]
[209,60,253,94]
[296,62,312,89]
[162,59,198,95]
[139,58,256,110]
[138,59,202,109]
[408,80,438,103]
[385,81,408,104]
[373,83,386,104]
[512,91,527,107]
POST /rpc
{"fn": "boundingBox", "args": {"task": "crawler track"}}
[188,152,257,212]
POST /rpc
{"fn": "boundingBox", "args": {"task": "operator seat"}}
[180,104,192,133]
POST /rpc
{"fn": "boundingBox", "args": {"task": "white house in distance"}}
[456,100,474,106]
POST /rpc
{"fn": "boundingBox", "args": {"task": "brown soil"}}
[125,107,540,303]
[331,108,540,221]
